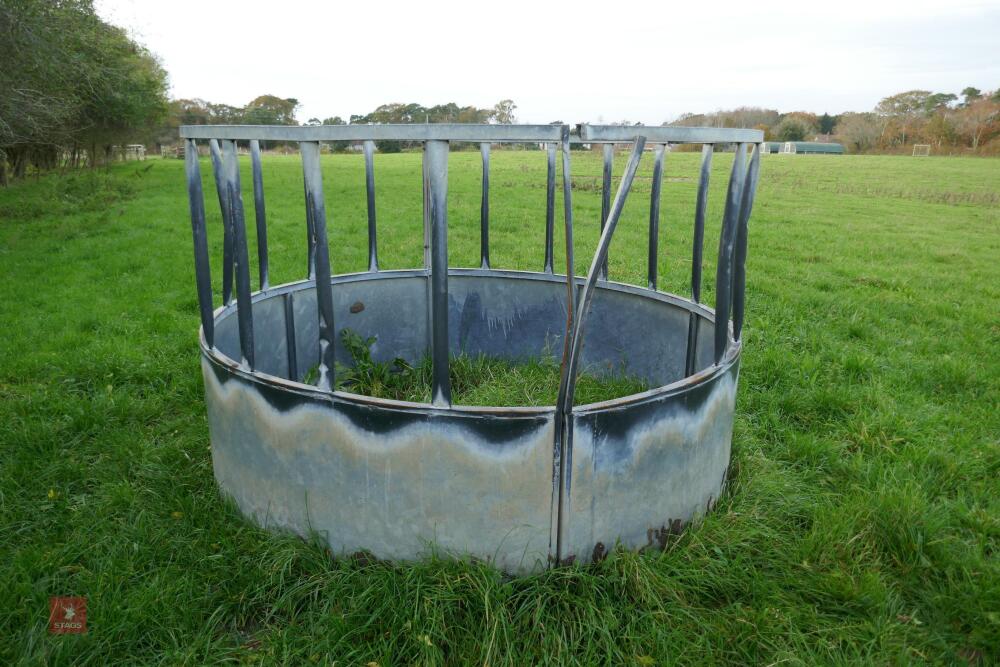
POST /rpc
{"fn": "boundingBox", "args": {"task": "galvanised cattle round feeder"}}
[181,123,763,573]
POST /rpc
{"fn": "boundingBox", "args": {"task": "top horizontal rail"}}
[577,125,764,144]
[180,124,565,142]
[180,123,764,144]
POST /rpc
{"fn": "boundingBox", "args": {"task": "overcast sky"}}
[96,0,1000,125]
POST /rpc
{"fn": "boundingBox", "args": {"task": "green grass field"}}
[1,149,998,665]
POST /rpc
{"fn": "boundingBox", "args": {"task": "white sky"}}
[96,0,1000,125]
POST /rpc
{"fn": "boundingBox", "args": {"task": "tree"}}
[835,112,883,153]
[172,99,213,125]
[876,90,932,116]
[818,112,836,134]
[754,123,773,141]
[774,117,809,142]
[955,98,1000,150]
[727,107,781,129]
[243,95,299,125]
[668,107,780,130]
[491,99,517,125]
[76,23,169,161]
[782,111,819,134]
[344,101,495,151]
[923,112,956,147]
[961,87,982,106]
[0,0,168,182]
[206,103,242,124]
[876,90,933,146]
[924,93,957,113]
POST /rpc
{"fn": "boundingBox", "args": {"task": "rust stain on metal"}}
[648,519,686,550]
[350,550,378,567]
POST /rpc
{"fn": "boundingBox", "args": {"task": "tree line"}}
[671,87,1000,154]
[157,98,519,154]
[0,0,169,185]
[2,1,998,187]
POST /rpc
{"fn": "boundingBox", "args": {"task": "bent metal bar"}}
[181,123,763,572]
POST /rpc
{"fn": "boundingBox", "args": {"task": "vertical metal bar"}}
[544,142,556,273]
[713,143,747,364]
[691,144,713,303]
[209,138,229,220]
[221,140,255,370]
[554,135,646,564]
[480,142,490,269]
[363,139,379,272]
[249,140,269,290]
[560,136,646,413]
[421,146,434,363]
[560,127,576,317]
[647,144,666,290]
[685,144,713,377]
[284,291,298,381]
[684,311,701,377]
[684,306,701,378]
[422,151,432,270]
[599,143,613,280]
[732,144,761,342]
[553,125,577,563]
[424,140,451,407]
[304,179,316,279]
[185,139,214,348]
[300,141,336,390]
[209,138,234,305]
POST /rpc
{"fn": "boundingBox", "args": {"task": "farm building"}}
[781,141,844,154]
[764,141,784,154]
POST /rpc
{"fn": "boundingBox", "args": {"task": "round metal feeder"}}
[181,123,763,573]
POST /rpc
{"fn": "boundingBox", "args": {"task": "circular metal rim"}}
[199,268,742,417]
